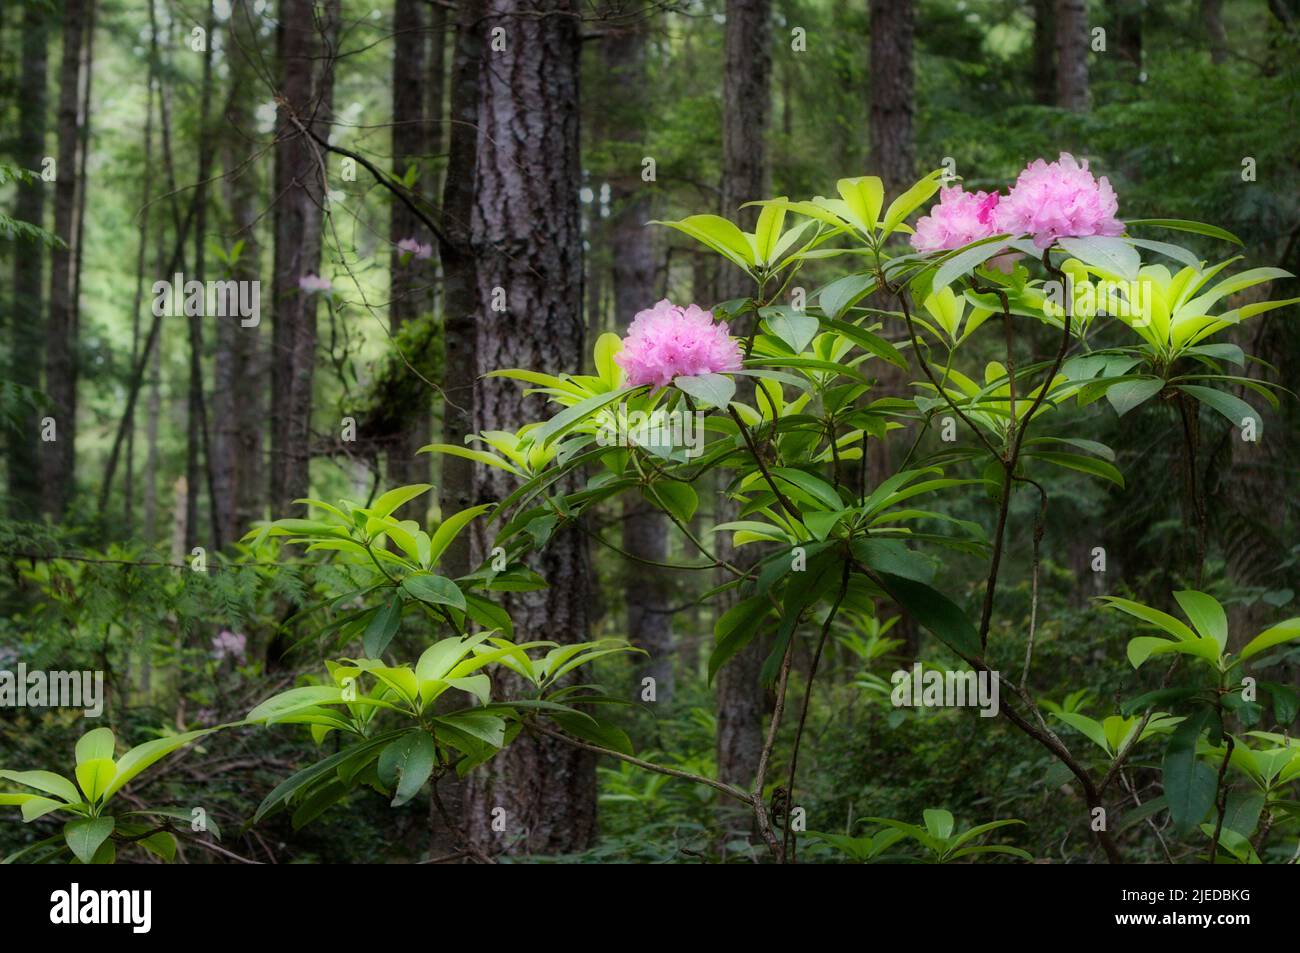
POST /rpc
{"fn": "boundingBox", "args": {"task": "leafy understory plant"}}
[812,809,1031,863]
[0,726,217,864]
[246,632,640,829]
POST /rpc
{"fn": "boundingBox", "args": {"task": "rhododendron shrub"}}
[16,159,1297,865]
[417,157,1300,863]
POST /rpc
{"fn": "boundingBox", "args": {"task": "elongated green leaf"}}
[0,770,81,804]
[1173,590,1228,652]
[402,573,466,612]
[64,817,114,865]
[427,503,492,568]
[1058,236,1140,281]
[876,572,981,657]
[1177,384,1261,434]
[75,728,116,766]
[368,484,433,520]
[1125,218,1243,246]
[380,732,437,808]
[1163,713,1216,834]
[1240,618,1300,662]
[674,372,735,409]
[363,594,404,658]
[104,729,215,800]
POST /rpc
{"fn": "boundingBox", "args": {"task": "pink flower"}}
[994,152,1124,249]
[910,185,1002,253]
[298,274,332,293]
[615,299,743,391]
[396,237,433,260]
[211,629,247,663]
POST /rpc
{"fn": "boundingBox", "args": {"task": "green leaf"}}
[104,729,215,801]
[75,760,117,803]
[1176,385,1261,435]
[930,237,1013,293]
[762,307,819,354]
[674,372,735,409]
[876,572,981,657]
[1104,378,1164,417]
[379,732,437,808]
[427,503,492,568]
[1099,596,1199,642]
[433,711,507,748]
[923,808,954,841]
[64,817,115,865]
[1058,236,1140,281]
[75,728,116,766]
[769,467,843,511]
[1240,618,1300,662]
[535,388,633,447]
[1163,713,1216,835]
[364,594,404,658]
[1125,218,1243,246]
[647,482,697,523]
[550,712,635,755]
[402,573,467,612]
[1173,590,1228,652]
[817,273,877,320]
[0,770,81,804]
[368,484,433,520]
[652,214,756,270]
[882,171,943,234]
[754,202,788,263]
[1028,450,1125,487]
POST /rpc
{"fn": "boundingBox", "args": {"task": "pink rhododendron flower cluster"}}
[615,299,743,390]
[212,629,247,663]
[993,152,1123,249]
[910,152,1123,253]
[910,185,1001,253]
[396,237,433,260]
[298,274,332,293]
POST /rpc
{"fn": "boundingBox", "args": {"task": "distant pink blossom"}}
[910,185,1001,253]
[396,238,433,260]
[615,299,743,391]
[994,152,1124,249]
[298,274,332,293]
[211,629,247,663]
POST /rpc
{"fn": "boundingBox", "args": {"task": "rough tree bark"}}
[42,0,89,517]
[7,0,49,517]
[715,0,772,795]
[868,0,915,197]
[1055,0,1090,111]
[213,0,268,545]
[601,6,675,701]
[1032,0,1056,104]
[387,0,433,487]
[462,0,595,856]
[270,0,338,514]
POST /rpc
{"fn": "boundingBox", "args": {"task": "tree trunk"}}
[868,0,915,197]
[213,0,268,545]
[1110,0,1142,82]
[715,0,772,795]
[436,0,486,578]
[270,0,338,514]
[386,0,433,488]
[186,0,217,551]
[7,0,49,518]
[462,0,594,857]
[601,6,675,701]
[42,0,89,517]
[1032,0,1056,104]
[1202,0,1228,65]
[1055,0,1090,111]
